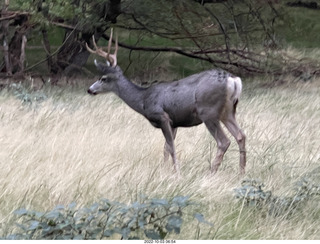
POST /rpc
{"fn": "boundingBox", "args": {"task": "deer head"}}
[86,29,121,95]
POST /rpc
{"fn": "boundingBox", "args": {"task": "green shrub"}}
[234,177,320,217]
[7,83,47,105]
[4,196,212,240]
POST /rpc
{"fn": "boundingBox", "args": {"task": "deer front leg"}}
[164,127,177,162]
[160,113,180,174]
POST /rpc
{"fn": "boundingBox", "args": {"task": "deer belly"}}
[169,108,202,127]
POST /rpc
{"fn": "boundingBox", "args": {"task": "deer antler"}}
[85,28,118,67]
[107,28,118,67]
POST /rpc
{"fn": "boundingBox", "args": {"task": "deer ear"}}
[94,59,109,73]
[94,59,110,68]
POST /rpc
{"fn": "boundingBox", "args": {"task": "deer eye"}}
[100,75,108,83]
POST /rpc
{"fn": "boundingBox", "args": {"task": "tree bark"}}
[1,0,12,75]
[1,0,30,76]
[19,35,27,74]
[8,27,29,74]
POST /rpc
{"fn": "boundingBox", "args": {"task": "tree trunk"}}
[1,0,12,75]
[1,0,30,77]
[8,26,29,74]
[19,35,27,74]
[55,31,91,77]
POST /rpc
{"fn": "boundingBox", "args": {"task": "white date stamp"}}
[144,240,176,244]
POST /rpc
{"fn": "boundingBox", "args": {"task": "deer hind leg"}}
[160,113,180,174]
[204,120,231,174]
[222,114,246,175]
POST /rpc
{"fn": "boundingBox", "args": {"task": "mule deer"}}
[86,29,246,175]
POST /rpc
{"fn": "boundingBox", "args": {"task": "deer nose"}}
[87,89,97,95]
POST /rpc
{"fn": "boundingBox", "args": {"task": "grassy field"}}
[0,76,319,239]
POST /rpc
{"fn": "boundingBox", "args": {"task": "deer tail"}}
[227,76,243,111]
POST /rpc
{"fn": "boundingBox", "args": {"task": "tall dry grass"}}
[0,78,319,239]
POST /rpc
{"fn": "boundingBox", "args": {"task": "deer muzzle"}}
[87,89,97,95]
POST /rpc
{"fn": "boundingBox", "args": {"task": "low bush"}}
[6,83,47,105]
[234,177,320,217]
[4,196,212,240]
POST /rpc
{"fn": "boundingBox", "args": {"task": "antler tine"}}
[111,33,118,67]
[91,35,99,52]
[106,28,118,67]
[85,39,96,54]
[107,28,113,55]
[86,35,110,61]
[86,29,118,67]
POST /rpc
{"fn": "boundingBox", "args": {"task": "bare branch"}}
[0,11,29,21]
[101,33,269,74]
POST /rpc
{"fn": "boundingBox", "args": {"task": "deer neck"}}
[114,75,146,114]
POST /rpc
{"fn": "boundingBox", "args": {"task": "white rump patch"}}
[227,76,242,102]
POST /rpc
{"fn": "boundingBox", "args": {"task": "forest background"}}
[0,0,320,240]
[1,0,320,82]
